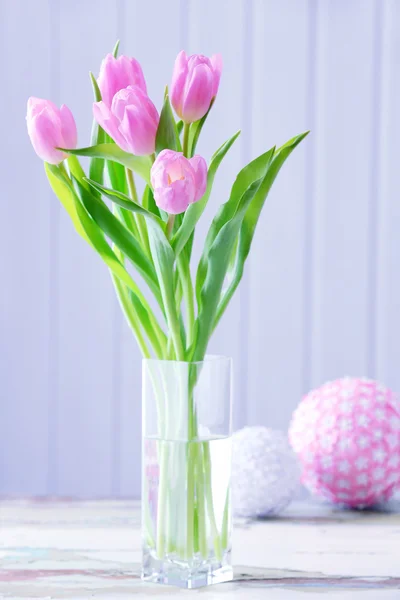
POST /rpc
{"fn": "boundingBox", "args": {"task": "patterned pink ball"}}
[289,377,400,507]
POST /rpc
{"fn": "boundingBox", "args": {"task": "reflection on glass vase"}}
[141,355,233,589]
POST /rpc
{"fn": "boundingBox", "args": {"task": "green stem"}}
[177,255,195,349]
[119,206,141,239]
[183,123,190,158]
[126,167,151,256]
[185,442,195,559]
[195,445,208,558]
[184,369,198,558]
[174,271,183,311]
[221,486,230,551]
[59,161,68,178]
[112,246,168,358]
[126,165,139,203]
[156,442,169,558]
[167,214,175,239]
[111,271,150,358]
[202,441,222,561]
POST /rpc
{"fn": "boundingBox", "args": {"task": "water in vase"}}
[142,435,232,588]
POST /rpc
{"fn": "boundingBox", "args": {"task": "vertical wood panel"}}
[376,0,400,391]
[187,0,247,431]
[246,0,311,430]
[55,0,119,496]
[118,0,183,496]
[1,0,397,497]
[0,0,52,494]
[310,0,377,388]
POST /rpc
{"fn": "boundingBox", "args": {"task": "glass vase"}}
[141,355,233,589]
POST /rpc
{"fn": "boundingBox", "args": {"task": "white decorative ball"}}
[231,426,300,517]
[289,377,400,507]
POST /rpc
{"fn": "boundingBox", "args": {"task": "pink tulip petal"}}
[98,53,147,107]
[119,55,147,94]
[97,54,118,107]
[154,181,192,215]
[181,63,214,123]
[59,104,77,149]
[28,111,65,164]
[187,54,213,70]
[111,86,159,131]
[27,97,77,164]
[210,54,223,96]
[27,96,59,119]
[119,104,157,156]
[151,150,201,214]
[170,50,188,119]
[188,154,207,201]
[153,186,176,213]
[93,101,129,151]
[111,89,132,121]
[137,90,160,128]
[156,149,182,162]
[170,51,222,123]
[150,150,182,188]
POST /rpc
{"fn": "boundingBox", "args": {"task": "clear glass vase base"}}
[142,549,233,589]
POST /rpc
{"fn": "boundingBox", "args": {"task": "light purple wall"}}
[1,0,399,498]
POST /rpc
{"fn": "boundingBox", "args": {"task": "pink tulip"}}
[93,86,159,156]
[170,51,222,123]
[150,149,207,214]
[26,97,77,164]
[97,53,147,107]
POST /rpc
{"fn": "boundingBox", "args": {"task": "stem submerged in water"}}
[152,363,228,565]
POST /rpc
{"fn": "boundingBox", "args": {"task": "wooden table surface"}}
[1,499,400,599]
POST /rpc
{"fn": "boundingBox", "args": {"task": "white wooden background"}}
[1,0,399,498]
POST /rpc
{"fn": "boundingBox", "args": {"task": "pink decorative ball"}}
[289,377,400,507]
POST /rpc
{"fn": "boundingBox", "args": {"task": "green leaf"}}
[89,71,102,103]
[45,164,150,305]
[189,97,215,156]
[171,130,241,256]
[107,159,127,193]
[103,133,128,197]
[85,178,165,229]
[67,155,89,190]
[83,177,183,358]
[195,145,275,303]
[111,268,150,357]
[275,130,310,156]
[73,178,162,305]
[59,143,152,183]
[155,94,182,153]
[112,39,120,58]
[89,72,105,185]
[177,120,184,135]
[99,134,136,233]
[214,131,310,329]
[46,164,167,358]
[192,179,263,362]
[111,246,166,358]
[146,219,185,360]
[45,164,86,238]
[142,185,162,219]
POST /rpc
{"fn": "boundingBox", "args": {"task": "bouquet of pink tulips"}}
[27,42,307,577]
[27,42,307,364]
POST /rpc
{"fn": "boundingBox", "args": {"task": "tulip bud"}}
[150,149,207,214]
[26,97,77,165]
[170,51,222,123]
[97,53,147,107]
[93,86,159,156]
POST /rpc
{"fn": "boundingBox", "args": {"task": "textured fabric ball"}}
[232,426,300,517]
[289,377,400,507]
